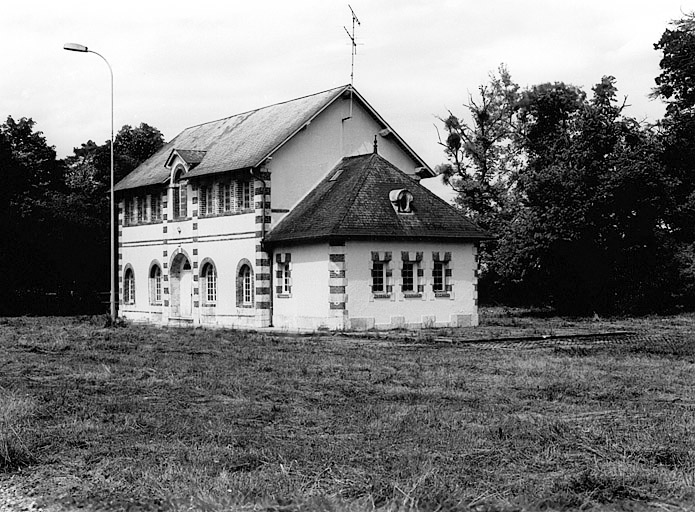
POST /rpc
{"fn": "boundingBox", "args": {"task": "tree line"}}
[0,120,164,315]
[437,12,695,314]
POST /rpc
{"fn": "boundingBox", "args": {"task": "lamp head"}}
[63,43,88,52]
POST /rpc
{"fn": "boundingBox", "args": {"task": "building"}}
[113,85,488,330]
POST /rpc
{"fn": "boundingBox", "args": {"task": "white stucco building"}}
[114,85,488,330]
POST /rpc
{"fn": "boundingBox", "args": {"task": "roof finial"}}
[373,134,378,154]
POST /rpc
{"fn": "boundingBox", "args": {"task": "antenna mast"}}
[344,4,361,118]
[344,4,361,88]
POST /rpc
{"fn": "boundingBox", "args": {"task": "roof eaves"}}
[264,231,491,248]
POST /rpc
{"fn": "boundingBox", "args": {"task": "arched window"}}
[237,263,254,307]
[201,261,217,305]
[124,267,135,305]
[149,264,162,305]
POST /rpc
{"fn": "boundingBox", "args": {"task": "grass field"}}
[0,309,694,511]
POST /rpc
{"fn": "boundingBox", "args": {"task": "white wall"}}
[344,240,479,329]
[270,243,337,331]
[268,96,425,218]
[267,239,479,331]
[119,187,263,327]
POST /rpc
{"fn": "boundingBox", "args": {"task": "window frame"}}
[282,262,291,294]
[201,262,217,305]
[172,167,187,220]
[372,261,386,293]
[237,263,254,307]
[402,262,415,292]
[149,264,162,305]
[370,252,393,298]
[433,261,445,292]
[126,197,136,226]
[242,180,253,211]
[123,267,135,305]
[151,193,162,222]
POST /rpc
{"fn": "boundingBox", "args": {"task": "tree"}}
[0,116,71,313]
[436,65,520,231]
[114,123,165,181]
[653,12,695,116]
[0,118,166,315]
[435,66,523,302]
[497,77,680,313]
[652,11,695,242]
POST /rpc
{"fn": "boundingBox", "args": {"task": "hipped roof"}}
[264,153,489,246]
[114,85,433,192]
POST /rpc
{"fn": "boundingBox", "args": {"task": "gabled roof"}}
[114,85,433,192]
[264,153,489,246]
[166,149,207,168]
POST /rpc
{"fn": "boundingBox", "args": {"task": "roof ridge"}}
[184,85,350,131]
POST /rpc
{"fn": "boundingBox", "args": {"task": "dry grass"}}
[0,310,693,511]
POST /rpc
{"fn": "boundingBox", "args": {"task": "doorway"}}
[171,253,193,318]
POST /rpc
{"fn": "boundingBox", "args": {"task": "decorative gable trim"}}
[165,149,207,170]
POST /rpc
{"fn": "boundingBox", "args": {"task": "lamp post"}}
[63,43,116,320]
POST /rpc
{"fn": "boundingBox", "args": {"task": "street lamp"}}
[63,43,116,320]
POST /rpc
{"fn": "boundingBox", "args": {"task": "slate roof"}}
[173,150,207,167]
[264,153,489,246]
[114,85,433,192]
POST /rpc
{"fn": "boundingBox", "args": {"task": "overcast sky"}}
[2,1,693,197]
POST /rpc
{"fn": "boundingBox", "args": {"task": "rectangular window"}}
[372,261,385,293]
[181,184,188,218]
[144,195,150,223]
[433,262,445,292]
[136,196,145,224]
[218,182,232,213]
[225,182,232,212]
[174,184,187,219]
[199,185,208,216]
[242,180,254,210]
[151,193,162,221]
[402,262,414,292]
[282,262,291,294]
[173,187,180,219]
[235,180,243,212]
[126,198,135,226]
[207,184,215,216]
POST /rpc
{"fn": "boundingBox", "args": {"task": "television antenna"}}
[344,4,361,88]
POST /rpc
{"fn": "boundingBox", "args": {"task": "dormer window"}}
[389,189,414,213]
[172,166,188,220]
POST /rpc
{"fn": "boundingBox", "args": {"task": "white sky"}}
[2,0,693,199]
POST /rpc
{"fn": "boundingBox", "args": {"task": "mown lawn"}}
[1,310,694,511]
